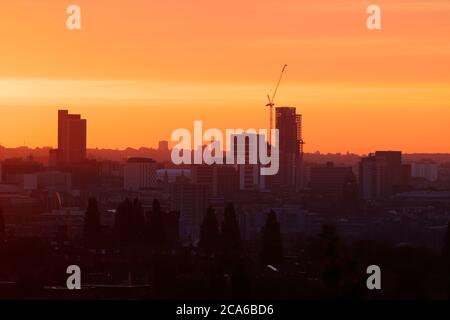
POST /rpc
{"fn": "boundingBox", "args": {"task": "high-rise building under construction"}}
[275,106,304,189]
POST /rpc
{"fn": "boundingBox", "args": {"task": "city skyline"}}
[1,105,448,156]
[2,0,450,306]
[0,0,449,153]
[0,103,449,155]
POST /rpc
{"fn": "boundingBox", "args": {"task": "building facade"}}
[52,110,87,167]
[275,107,304,190]
[124,157,158,191]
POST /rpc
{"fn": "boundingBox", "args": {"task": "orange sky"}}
[0,0,449,153]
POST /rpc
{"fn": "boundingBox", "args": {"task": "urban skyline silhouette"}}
[1,0,450,308]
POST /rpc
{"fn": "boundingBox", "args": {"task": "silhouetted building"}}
[192,165,217,195]
[230,133,265,191]
[191,163,239,197]
[310,162,356,200]
[124,157,157,191]
[169,181,208,242]
[359,151,406,200]
[275,107,304,190]
[410,160,438,182]
[23,171,71,193]
[216,165,239,196]
[158,140,171,161]
[401,163,412,188]
[0,157,44,185]
[98,160,123,187]
[51,110,87,167]
[158,140,169,151]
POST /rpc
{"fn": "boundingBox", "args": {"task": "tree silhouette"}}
[341,177,359,215]
[146,199,165,247]
[261,210,282,265]
[84,198,101,248]
[231,263,251,299]
[221,203,241,252]
[199,206,220,255]
[114,198,133,245]
[0,207,5,242]
[130,198,145,242]
[443,220,450,299]
[319,224,343,297]
[443,220,450,259]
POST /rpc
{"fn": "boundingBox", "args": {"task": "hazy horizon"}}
[1,0,449,153]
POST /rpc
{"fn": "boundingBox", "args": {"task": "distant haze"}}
[0,1,449,153]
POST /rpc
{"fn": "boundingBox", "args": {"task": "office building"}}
[275,107,304,189]
[53,110,87,167]
[158,140,169,151]
[229,133,265,191]
[124,157,158,191]
[309,162,356,199]
[410,160,439,182]
[23,171,72,193]
[359,151,408,200]
[169,181,209,242]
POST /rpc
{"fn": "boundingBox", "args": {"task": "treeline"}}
[83,198,284,266]
[84,198,178,250]
[2,203,450,299]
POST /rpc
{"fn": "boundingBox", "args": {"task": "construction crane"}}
[266,64,287,145]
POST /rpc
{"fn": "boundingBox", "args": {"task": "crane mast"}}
[266,64,287,145]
